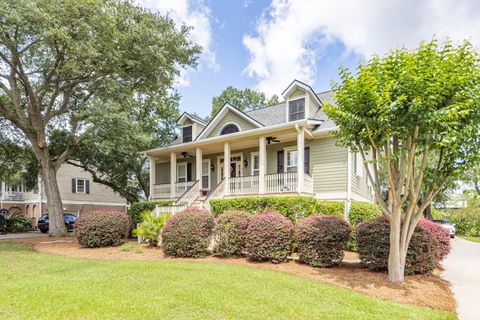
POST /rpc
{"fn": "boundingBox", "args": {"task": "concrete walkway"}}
[0,231,46,240]
[442,237,480,320]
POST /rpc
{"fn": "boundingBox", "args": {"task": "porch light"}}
[243,159,248,168]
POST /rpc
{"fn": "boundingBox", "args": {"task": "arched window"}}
[220,123,240,135]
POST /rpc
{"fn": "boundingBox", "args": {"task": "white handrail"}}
[229,175,259,195]
[176,180,200,206]
[265,172,297,193]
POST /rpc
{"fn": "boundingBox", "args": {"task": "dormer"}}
[177,112,207,143]
[282,80,323,122]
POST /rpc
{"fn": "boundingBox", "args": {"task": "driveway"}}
[442,237,480,320]
[0,231,46,240]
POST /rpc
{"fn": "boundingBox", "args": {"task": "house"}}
[145,80,374,214]
[0,163,127,224]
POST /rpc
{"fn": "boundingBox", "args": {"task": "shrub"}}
[356,216,437,275]
[0,215,7,233]
[245,211,294,263]
[128,200,174,232]
[447,207,480,236]
[6,214,32,232]
[75,209,130,248]
[133,211,171,247]
[210,196,343,220]
[213,211,251,257]
[418,219,451,262]
[297,215,351,267]
[161,207,214,257]
[349,202,382,227]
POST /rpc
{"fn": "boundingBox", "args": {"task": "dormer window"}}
[182,125,192,143]
[220,123,240,135]
[288,98,305,121]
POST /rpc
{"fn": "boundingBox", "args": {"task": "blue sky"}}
[138,0,480,118]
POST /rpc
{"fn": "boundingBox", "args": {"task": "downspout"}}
[345,149,352,222]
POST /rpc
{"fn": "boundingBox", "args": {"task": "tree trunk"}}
[387,214,405,283]
[40,158,68,237]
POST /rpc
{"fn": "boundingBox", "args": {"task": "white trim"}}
[282,80,323,106]
[74,178,87,194]
[219,122,241,135]
[178,112,207,126]
[196,103,263,140]
[201,159,211,190]
[23,199,126,206]
[217,152,243,182]
[283,146,298,173]
[346,150,353,221]
[176,162,189,183]
[250,152,259,176]
[287,97,307,122]
[182,124,193,143]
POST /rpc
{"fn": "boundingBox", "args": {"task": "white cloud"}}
[136,0,218,86]
[243,0,480,95]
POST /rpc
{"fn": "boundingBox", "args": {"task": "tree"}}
[66,92,180,204]
[325,40,480,283]
[0,0,199,236]
[211,86,279,117]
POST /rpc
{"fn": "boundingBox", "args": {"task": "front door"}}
[219,155,243,181]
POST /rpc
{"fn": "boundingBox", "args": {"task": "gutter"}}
[345,149,352,222]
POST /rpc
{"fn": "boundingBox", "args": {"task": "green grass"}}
[460,236,480,243]
[0,242,455,320]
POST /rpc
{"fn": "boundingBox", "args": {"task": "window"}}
[177,163,187,182]
[72,178,89,194]
[202,160,210,189]
[279,147,310,173]
[251,153,259,176]
[286,148,298,173]
[353,152,363,177]
[182,125,192,143]
[220,123,240,135]
[288,98,305,121]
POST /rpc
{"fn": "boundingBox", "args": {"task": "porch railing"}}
[265,172,297,193]
[151,181,196,199]
[0,191,25,201]
[176,180,200,206]
[229,175,259,195]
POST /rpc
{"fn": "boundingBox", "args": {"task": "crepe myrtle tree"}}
[325,39,480,283]
[0,0,199,236]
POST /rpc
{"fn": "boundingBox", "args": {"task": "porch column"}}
[170,152,177,199]
[297,127,305,194]
[259,136,266,194]
[224,142,231,195]
[149,156,156,200]
[196,147,203,184]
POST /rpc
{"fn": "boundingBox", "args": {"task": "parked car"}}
[37,213,78,233]
[433,219,456,238]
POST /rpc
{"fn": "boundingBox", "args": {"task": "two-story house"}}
[145,80,374,213]
[0,163,127,224]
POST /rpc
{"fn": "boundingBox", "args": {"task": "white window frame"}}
[250,152,259,176]
[219,122,241,135]
[284,147,298,173]
[217,153,243,182]
[177,162,187,183]
[201,159,211,190]
[182,125,193,143]
[288,98,306,121]
[354,152,363,177]
[74,178,87,194]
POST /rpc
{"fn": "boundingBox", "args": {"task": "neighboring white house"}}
[145,80,374,213]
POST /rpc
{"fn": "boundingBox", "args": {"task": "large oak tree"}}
[0,0,199,235]
[325,40,480,283]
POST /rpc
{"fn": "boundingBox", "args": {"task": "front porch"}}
[148,125,314,206]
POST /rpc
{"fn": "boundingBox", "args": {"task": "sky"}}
[137,0,480,118]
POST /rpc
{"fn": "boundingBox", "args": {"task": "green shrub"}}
[127,200,174,231]
[6,214,32,232]
[0,215,7,233]
[349,202,382,227]
[245,211,294,263]
[296,215,351,267]
[210,197,342,220]
[75,209,130,248]
[133,211,171,247]
[212,211,251,257]
[446,207,480,236]
[161,207,214,258]
[356,216,437,275]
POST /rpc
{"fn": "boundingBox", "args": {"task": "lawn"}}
[0,242,455,320]
[460,236,480,243]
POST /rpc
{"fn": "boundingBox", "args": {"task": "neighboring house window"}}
[220,123,240,135]
[288,98,305,121]
[251,152,259,176]
[72,178,90,194]
[182,125,192,143]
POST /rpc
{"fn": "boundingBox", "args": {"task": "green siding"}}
[351,153,373,201]
[206,110,258,138]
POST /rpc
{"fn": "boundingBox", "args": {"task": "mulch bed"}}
[5,237,455,313]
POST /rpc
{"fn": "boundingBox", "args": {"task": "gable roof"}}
[282,79,323,106]
[195,102,264,140]
[177,112,207,126]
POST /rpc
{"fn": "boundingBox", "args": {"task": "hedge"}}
[127,200,174,231]
[210,196,344,220]
[349,202,383,227]
[444,207,480,237]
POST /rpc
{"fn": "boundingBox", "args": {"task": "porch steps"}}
[191,196,208,210]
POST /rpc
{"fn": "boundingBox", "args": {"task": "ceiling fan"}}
[181,152,193,158]
[266,136,280,144]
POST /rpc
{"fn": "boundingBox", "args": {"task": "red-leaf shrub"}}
[356,216,437,275]
[75,209,130,248]
[245,211,294,263]
[213,211,251,257]
[297,215,351,267]
[418,219,451,262]
[161,207,214,258]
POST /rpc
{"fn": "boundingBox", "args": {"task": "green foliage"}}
[127,200,174,231]
[6,215,32,232]
[349,202,383,227]
[0,136,38,189]
[443,207,480,236]
[0,215,6,233]
[133,211,171,247]
[212,211,251,257]
[210,196,336,220]
[75,210,130,248]
[210,86,280,118]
